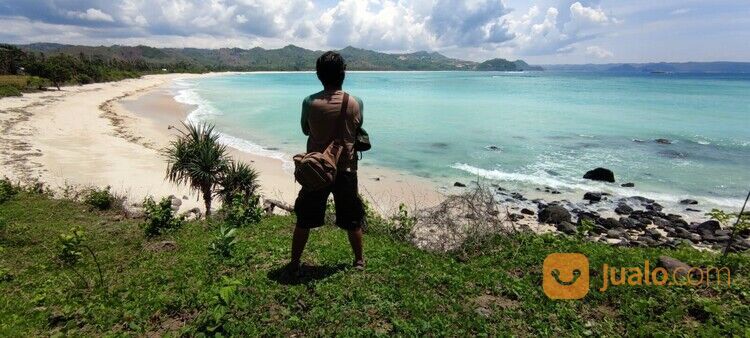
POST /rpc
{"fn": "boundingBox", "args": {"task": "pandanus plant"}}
[164,122,229,217]
[217,161,260,205]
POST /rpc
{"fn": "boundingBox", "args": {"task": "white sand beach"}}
[0,73,444,215]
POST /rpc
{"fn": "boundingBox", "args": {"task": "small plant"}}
[58,226,85,266]
[142,196,184,238]
[391,203,417,240]
[84,186,114,210]
[0,177,19,204]
[57,227,105,288]
[708,207,750,257]
[223,193,263,228]
[209,225,238,258]
[577,218,595,238]
[197,276,242,334]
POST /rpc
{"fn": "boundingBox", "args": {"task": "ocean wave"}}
[172,80,293,173]
[451,163,744,208]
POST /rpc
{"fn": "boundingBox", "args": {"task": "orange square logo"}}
[543,253,590,299]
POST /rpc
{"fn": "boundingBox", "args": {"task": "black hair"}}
[316,51,346,88]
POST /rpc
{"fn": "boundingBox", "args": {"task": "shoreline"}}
[1,73,746,252]
[0,73,444,215]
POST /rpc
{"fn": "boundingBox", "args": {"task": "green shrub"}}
[223,193,263,228]
[142,196,184,238]
[365,202,416,242]
[0,177,19,203]
[58,226,85,266]
[27,76,46,90]
[77,74,93,85]
[84,186,114,210]
[0,84,21,97]
[210,225,238,258]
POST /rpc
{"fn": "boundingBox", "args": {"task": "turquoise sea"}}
[174,71,750,210]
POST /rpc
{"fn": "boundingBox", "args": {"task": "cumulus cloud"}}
[585,45,613,58]
[0,0,623,60]
[505,2,617,55]
[66,8,114,22]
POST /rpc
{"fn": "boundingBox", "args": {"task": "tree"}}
[0,44,26,75]
[164,122,229,217]
[217,161,260,205]
[42,54,75,90]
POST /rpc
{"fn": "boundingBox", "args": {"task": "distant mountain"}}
[476,58,544,71]
[15,43,539,72]
[544,62,750,73]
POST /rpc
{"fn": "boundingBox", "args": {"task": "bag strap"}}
[335,92,350,144]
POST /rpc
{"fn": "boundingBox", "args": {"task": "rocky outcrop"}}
[583,167,615,183]
[538,205,571,225]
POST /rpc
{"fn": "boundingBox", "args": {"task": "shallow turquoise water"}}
[174,71,750,209]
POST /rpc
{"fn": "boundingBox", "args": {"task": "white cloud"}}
[585,45,613,58]
[505,2,618,56]
[67,8,115,22]
[670,8,691,16]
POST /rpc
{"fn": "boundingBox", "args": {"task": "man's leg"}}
[347,227,364,267]
[290,226,311,267]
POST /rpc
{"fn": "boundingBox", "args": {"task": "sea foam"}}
[172,80,293,172]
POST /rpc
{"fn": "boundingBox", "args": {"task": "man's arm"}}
[301,96,311,136]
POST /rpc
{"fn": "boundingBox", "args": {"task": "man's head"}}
[316,51,346,89]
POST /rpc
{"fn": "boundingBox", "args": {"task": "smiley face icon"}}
[543,253,590,299]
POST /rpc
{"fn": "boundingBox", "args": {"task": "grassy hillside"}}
[0,190,748,336]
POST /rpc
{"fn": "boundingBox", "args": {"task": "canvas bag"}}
[293,93,350,191]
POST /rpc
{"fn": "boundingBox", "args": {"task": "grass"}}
[0,75,48,97]
[0,192,748,336]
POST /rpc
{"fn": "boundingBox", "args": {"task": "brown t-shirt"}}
[301,90,363,171]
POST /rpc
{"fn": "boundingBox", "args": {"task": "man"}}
[290,51,366,275]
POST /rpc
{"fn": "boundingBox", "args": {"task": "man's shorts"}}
[294,171,365,230]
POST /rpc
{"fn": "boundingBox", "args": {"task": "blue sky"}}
[0,0,748,63]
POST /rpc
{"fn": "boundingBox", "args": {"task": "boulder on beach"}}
[453,182,466,187]
[583,167,615,183]
[680,199,698,205]
[583,192,603,203]
[621,182,635,187]
[538,205,571,225]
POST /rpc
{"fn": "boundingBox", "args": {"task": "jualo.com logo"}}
[542,253,732,300]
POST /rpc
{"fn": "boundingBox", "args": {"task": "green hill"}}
[15,43,536,72]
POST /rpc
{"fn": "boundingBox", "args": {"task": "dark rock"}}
[680,199,698,205]
[658,256,692,279]
[509,213,524,221]
[655,138,672,145]
[454,182,466,187]
[606,229,624,239]
[620,217,642,229]
[629,196,655,204]
[599,218,622,229]
[645,228,663,240]
[715,229,731,237]
[646,202,663,212]
[621,182,635,187]
[697,220,720,234]
[485,145,501,151]
[583,192,602,203]
[511,192,525,200]
[651,217,671,227]
[685,208,701,212]
[520,208,535,216]
[556,221,577,235]
[538,205,571,225]
[714,235,730,243]
[550,190,561,195]
[615,204,633,215]
[576,211,599,226]
[583,167,615,183]
[592,225,608,234]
